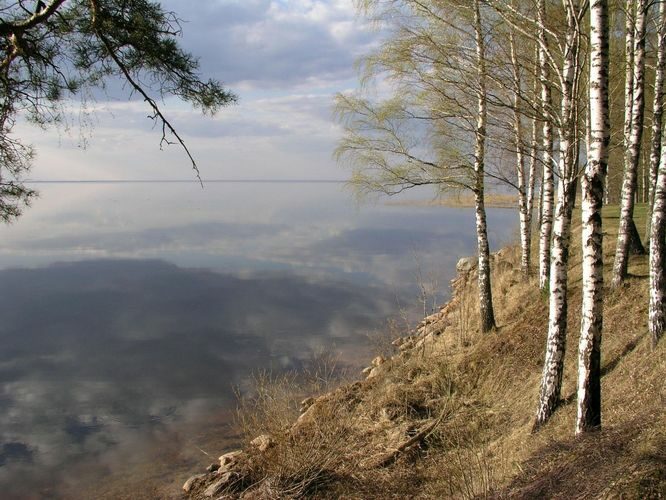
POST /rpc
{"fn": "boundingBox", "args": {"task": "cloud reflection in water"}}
[0,183,516,496]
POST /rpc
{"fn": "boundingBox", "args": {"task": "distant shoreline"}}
[25,182,518,210]
[386,193,517,209]
[25,179,347,184]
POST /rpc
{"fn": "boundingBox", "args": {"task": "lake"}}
[0,182,515,498]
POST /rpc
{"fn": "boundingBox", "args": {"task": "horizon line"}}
[26,179,348,184]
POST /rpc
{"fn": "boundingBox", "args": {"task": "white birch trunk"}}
[624,0,635,159]
[526,50,540,278]
[538,0,554,291]
[535,179,576,430]
[577,0,609,435]
[613,0,647,287]
[526,104,539,273]
[510,27,531,278]
[647,0,666,239]
[538,173,544,232]
[534,0,582,431]
[473,0,495,333]
[649,147,666,348]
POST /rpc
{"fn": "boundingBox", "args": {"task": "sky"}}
[21,0,380,182]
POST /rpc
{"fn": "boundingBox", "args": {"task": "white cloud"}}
[21,89,346,181]
[161,0,377,89]
[13,1,382,182]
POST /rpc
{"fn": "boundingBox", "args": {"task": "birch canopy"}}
[336,0,498,332]
[335,2,484,196]
[334,94,474,196]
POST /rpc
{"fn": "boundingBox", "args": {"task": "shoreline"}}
[179,234,663,499]
[386,193,517,209]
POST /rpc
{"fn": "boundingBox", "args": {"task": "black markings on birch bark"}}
[538,0,554,291]
[526,78,539,279]
[647,1,666,240]
[509,23,531,279]
[649,147,666,348]
[535,0,584,431]
[577,0,609,435]
[473,0,496,333]
[613,0,648,288]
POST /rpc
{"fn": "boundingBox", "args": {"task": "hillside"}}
[182,205,665,499]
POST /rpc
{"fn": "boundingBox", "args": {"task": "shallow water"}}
[0,182,515,498]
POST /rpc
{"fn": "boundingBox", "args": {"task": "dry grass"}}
[187,203,665,499]
[234,350,352,444]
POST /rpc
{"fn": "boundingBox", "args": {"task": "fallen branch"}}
[362,406,450,469]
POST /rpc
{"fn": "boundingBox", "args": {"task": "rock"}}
[495,247,511,259]
[182,473,207,493]
[206,462,220,473]
[371,355,386,367]
[417,314,442,334]
[291,403,316,435]
[204,472,237,497]
[391,337,404,347]
[456,256,477,273]
[420,315,439,327]
[362,366,372,376]
[218,450,243,468]
[367,356,391,379]
[300,397,315,413]
[399,340,414,351]
[296,405,315,424]
[250,434,274,452]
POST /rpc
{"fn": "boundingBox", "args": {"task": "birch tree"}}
[472,0,557,288]
[537,0,556,291]
[467,2,541,281]
[525,61,541,279]
[647,0,666,239]
[577,0,609,435]
[527,105,540,248]
[534,0,588,431]
[649,141,666,348]
[472,0,496,332]
[612,0,648,288]
[336,0,497,332]
[508,15,538,279]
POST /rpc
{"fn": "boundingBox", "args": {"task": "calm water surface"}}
[0,182,515,498]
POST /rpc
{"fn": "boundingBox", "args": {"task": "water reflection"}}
[0,182,516,497]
